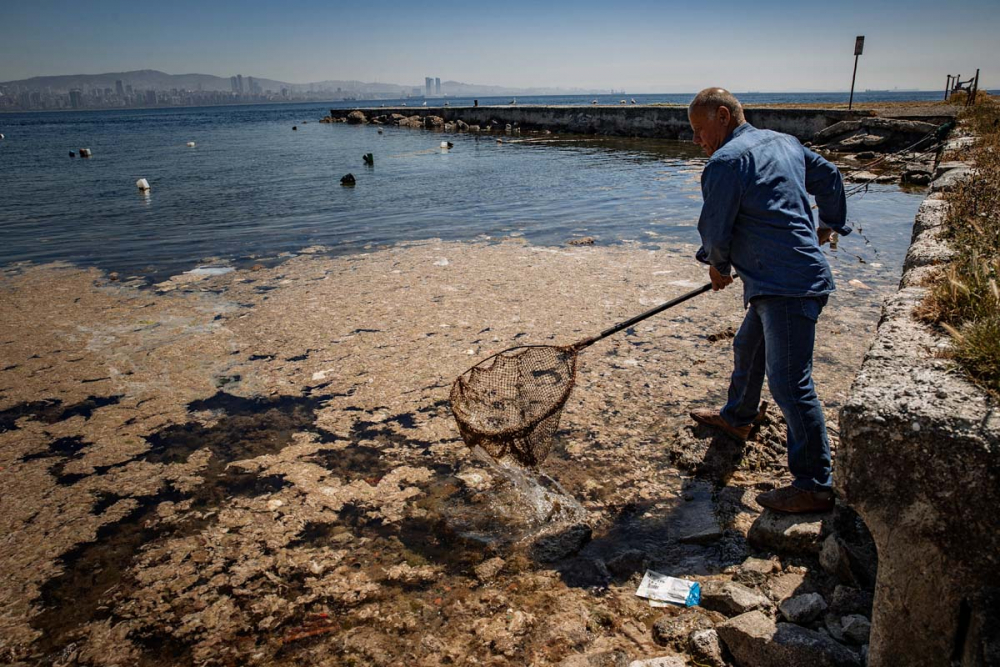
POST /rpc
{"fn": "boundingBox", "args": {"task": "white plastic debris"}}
[433,258,449,266]
[186,141,196,147]
[0,133,5,140]
[848,279,870,290]
[136,178,150,191]
[635,570,701,607]
[441,141,449,148]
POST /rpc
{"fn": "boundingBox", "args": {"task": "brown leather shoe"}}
[689,408,752,441]
[756,484,835,514]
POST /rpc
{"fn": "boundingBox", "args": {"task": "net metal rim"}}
[449,344,578,442]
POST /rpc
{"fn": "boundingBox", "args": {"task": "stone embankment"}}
[324,106,890,142]
[838,126,1000,665]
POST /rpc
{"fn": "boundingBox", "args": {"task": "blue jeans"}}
[720,295,833,492]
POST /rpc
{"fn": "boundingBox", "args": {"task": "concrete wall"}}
[329,106,871,142]
[838,141,1000,666]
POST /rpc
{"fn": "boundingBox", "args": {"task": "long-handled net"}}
[450,283,712,467]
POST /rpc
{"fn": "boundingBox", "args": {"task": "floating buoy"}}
[136,178,150,191]
[363,153,374,166]
[0,133,5,139]
[341,173,356,186]
[440,141,449,149]
[377,129,383,134]
[186,141,196,147]
[292,126,298,131]
[79,148,92,157]
[69,151,76,158]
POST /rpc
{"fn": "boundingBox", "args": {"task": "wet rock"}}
[841,614,871,645]
[700,581,772,617]
[560,649,629,667]
[530,522,592,562]
[717,610,862,667]
[779,592,828,624]
[567,237,596,246]
[675,487,723,545]
[828,585,873,616]
[606,548,649,579]
[845,170,896,184]
[930,164,972,192]
[456,120,469,131]
[812,118,938,153]
[688,628,726,667]
[627,657,686,667]
[748,508,827,555]
[651,606,724,649]
[765,572,809,604]
[340,173,356,186]
[346,110,367,124]
[424,115,444,128]
[734,556,779,587]
[819,534,859,586]
[902,161,934,185]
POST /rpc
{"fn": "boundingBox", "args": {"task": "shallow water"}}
[1,103,923,286]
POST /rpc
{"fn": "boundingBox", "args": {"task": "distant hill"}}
[0,69,605,96]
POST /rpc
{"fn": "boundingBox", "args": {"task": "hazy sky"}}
[2,0,997,90]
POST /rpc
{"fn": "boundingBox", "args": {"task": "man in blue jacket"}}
[687,88,849,514]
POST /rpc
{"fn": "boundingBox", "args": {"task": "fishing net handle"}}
[572,283,713,351]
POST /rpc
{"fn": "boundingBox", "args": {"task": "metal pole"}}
[848,54,860,111]
[945,75,951,100]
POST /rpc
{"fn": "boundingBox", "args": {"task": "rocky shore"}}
[0,238,897,666]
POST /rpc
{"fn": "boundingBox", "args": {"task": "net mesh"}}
[450,345,579,467]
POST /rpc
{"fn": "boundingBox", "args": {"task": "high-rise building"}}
[425,77,432,97]
[145,90,157,105]
[69,90,83,109]
[230,76,238,93]
[115,79,125,97]
[125,84,133,95]
[247,76,255,95]
[435,78,441,95]
[237,75,244,94]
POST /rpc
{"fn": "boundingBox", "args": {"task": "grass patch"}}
[919,94,1000,394]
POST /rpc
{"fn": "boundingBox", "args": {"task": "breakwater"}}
[328,105,953,142]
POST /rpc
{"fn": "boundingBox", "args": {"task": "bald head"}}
[688,88,745,124]
[687,88,746,157]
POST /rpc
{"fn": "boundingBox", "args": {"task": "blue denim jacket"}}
[695,123,849,305]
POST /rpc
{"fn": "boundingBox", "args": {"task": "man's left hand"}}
[818,227,834,246]
[710,265,733,291]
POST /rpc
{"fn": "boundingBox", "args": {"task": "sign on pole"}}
[849,35,865,111]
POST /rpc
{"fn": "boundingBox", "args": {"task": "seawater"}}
[1,101,924,285]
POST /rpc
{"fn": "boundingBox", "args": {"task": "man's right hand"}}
[818,227,834,246]
[710,265,733,291]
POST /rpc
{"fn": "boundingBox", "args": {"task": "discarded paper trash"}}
[635,570,701,607]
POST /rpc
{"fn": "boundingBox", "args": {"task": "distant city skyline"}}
[1,0,997,92]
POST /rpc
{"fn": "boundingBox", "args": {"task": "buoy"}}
[363,153,374,166]
[136,178,150,191]
[440,141,449,149]
[377,129,383,135]
[79,148,92,157]
[341,173,356,186]
[0,133,5,139]
[292,126,298,131]
[69,151,76,158]
[186,141,196,147]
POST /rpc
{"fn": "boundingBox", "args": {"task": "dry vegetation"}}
[920,94,1000,393]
